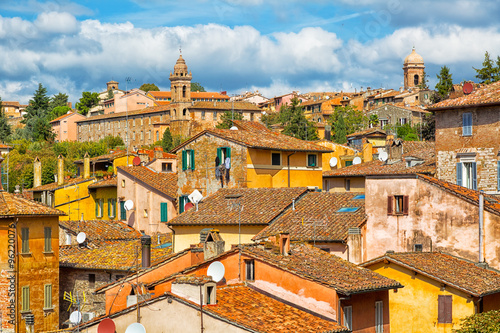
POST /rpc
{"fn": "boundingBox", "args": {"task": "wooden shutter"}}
[107,199,111,217]
[217,148,222,163]
[456,163,462,186]
[120,201,126,220]
[387,196,393,215]
[161,203,168,222]
[44,227,51,252]
[44,284,52,309]
[190,150,195,170]
[472,162,477,190]
[403,196,409,215]
[227,147,231,158]
[182,150,187,170]
[438,295,452,323]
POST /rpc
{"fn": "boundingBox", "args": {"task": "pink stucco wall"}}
[51,112,86,142]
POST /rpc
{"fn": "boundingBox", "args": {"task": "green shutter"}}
[217,148,222,163]
[44,227,51,252]
[120,201,126,220]
[22,286,29,311]
[182,150,187,170]
[107,199,111,217]
[179,196,185,213]
[161,203,168,222]
[227,147,231,158]
[190,150,195,170]
[95,200,98,217]
[44,284,52,309]
[113,199,117,218]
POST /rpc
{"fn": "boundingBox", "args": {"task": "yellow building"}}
[362,252,500,333]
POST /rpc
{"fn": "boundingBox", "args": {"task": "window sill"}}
[43,251,54,255]
[20,252,32,256]
[20,310,31,314]
[43,307,54,312]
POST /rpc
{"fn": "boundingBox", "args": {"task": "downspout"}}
[287,152,297,187]
[479,193,484,263]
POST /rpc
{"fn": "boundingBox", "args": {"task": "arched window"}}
[156,131,159,141]
[182,86,186,98]
[414,74,419,86]
[183,108,187,116]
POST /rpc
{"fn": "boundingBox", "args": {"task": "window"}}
[44,284,52,309]
[143,209,148,217]
[307,154,317,167]
[217,147,231,163]
[95,199,103,218]
[44,227,52,252]
[245,260,255,281]
[438,295,452,324]
[140,117,144,125]
[345,160,353,167]
[345,179,351,191]
[182,150,195,171]
[414,74,419,86]
[183,86,186,98]
[21,228,29,253]
[250,113,254,121]
[213,111,217,121]
[22,286,30,312]
[121,179,125,188]
[162,163,173,172]
[414,244,423,252]
[140,131,144,141]
[89,274,96,289]
[120,201,126,220]
[343,306,352,330]
[375,301,383,333]
[271,152,281,166]
[183,108,187,116]
[179,195,189,213]
[399,118,407,125]
[161,202,168,222]
[387,195,409,215]
[201,111,205,120]
[457,162,477,190]
[380,119,388,128]
[462,113,472,136]
[108,199,116,218]
[156,131,159,141]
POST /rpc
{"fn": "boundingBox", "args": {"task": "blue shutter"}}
[456,163,462,186]
[472,162,477,190]
[463,113,472,136]
[161,203,168,222]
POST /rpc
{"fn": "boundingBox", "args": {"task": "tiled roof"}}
[138,148,177,160]
[59,219,141,244]
[173,274,213,285]
[402,141,435,160]
[75,105,170,123]
[417,174,500,216]
[253,192,366,242]
[190,101,261,111]
[117,166,177,199]
[172,126,333,153]
[429,81,500,110]
[148,91,230,100]
[0,191,65,217]
[27,177,95,192]
[49,111,84,123]
[3,101,20,107]
[87,177,117,189]
[362,252,500,297]
[60,234,172,270]
[347,128,386,138]
[323,159,435,177]
[0,144,12,149]
[232,120,271,132]
[205,284,348,333]
[168,187,308,226]
[241,243,402,295]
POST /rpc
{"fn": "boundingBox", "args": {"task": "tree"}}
[474,51,498,84]
[328,105,367,137]
[48,105,71,121]
[161,128,173,152]
[420,112,435,141]
[22,83,50,125]
[107,89,114,100]
[333,116,347,144]
[369,114,379,128]
[454,310,500,333]
[216,110,244,129]
[75,92,100,115]
[100,135,124,149]
[434,66,453,102]
[418,70,430,90]
[279,97,319,141]
[0,98,11,142]
[21,84,54,141]
[191,82,206,92]
[139,83,159,93]
[49,93,68,109]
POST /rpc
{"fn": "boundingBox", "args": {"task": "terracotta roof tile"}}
[362,252,500,297]
[190,101,260,111]
[168,187,308,226]
[241,243,402,295]
[117,166,177,199]
[254,192,366,242]
[59,219,142,243]
[0,192,65,216]
[87,177,117,189]
[347,128,386,138]
[173,274,213,285]
[76,105,170,123]
[429,81,500,110]
[206,284,348,333]
[232,120,271,132]
[49,111,84,123]
[27,177,95,192]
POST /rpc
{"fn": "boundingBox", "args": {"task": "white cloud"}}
[34,11,79,34]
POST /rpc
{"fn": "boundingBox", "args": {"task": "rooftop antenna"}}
[207,261,225,283]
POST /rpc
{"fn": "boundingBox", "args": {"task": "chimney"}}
[347,227,362,264]
[141,235,151,268]
[324,125,331,141]
[57,155,64,186]
[279,232,290,256]
[203,229,225,260]
[34,157,42,188]
[83,153,90,179]
[154,146,164,159]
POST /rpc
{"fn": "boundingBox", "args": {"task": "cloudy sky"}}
[1,0,499,105]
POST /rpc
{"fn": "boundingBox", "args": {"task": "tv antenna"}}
[207,261,225,283]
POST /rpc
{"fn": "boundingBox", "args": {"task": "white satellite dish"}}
[207,261,225,283]
[379,151,388,162]
[188,189,203,204]
[352,157,362,165]
[125,323,146,333]
[69,311,82,324]
[124,200,134,211]
[230,126,238,130]
[76,232,86,244]
[329,157,338,168]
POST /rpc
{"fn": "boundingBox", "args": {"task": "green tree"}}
[161,128,173,152]
[191,82,206,92]
[100,135,124,149]
[0,98,12,142]
[418,70,430,90]
[433,66,453,102]
[333,116,347,144]
[22,83,50,125]
[75,92,100,115]
[278,97,319,141]
[49,93,68,110]
[420,112,435,141]
[139,83,159,93]
[48,105,71,121]
[216,110,244,129]
[369,114,379,128]
[474,51,498,84]
[107,89,114,100]
[328,105,367,136]
[454,310,500,333]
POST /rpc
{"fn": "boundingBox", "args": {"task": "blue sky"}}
[1,0,500,104]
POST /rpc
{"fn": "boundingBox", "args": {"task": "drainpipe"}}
[287,152,296,187]
[479,194,484,263]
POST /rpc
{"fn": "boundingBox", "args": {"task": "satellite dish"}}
[353,157,362,165]
[184,202,194,211]
[125,323,146,333]
[133,156,141,166]
[463,82,474,94]
[188,189,203,204]
[76,232,86,244]
[230,126,238,130]
[329,157,338,168]
[207,261,225,283]
[124,200,134,211]
[69,311,82,324]
[98,318,116,333]
[379,151,388,162]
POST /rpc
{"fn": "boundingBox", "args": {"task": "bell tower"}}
[169,54,192,120]
[403,47,425,90]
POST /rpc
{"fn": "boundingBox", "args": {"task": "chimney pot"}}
[141,235,152,268]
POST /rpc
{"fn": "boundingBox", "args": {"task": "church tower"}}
[170,54,192,120]
[403,47,425,90]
